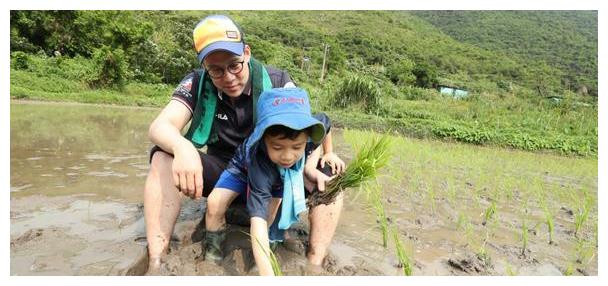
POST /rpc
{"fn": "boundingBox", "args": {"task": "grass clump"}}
[331,74,381,113]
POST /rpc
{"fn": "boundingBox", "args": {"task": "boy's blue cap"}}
[247,88,325,150]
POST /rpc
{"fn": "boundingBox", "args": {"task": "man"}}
[143,15,345,274]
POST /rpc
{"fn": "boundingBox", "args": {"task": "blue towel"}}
[277,156,306,230]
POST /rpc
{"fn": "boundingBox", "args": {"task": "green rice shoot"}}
[391,226,413,276]
[543,206,555,245]
[253,236,283,276]
[483,200,497,226]
[574,191,592,237]
[369,184,389,248]
[521,220,529,257]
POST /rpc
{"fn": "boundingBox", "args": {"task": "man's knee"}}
[150,150,173,172]
[145,151,174,195]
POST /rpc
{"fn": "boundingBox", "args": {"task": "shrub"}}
[386,57,416,87]
[412,62,438,88]
[88,46,130,89]
[11,51,30,70]
[399,85,438,101]
[331,74,381,113]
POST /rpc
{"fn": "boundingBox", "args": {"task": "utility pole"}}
[300,46,306,70]
[320,43,329,82]
[301,46,312,75]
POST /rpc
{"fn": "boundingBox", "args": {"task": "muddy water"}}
[10,101,158,275]
[10,101,597,276]
[10,101,392,275]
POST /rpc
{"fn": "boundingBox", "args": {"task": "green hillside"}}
[413,11,597,96]
[9,11,598,156]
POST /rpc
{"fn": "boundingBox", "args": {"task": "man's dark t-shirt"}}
[172,66,294,162]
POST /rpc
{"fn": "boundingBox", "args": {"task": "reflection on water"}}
[11,101,158,203]
[10,101,165,275]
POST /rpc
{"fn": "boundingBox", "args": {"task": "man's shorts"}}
[149,145,228,198]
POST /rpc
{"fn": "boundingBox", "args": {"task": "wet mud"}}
[10,101,598,276]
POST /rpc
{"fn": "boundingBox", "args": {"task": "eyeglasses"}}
[205,60,245,78]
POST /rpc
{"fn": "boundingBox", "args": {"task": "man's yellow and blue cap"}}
[193,15,244,64]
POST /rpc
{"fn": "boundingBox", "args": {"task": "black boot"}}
[203,227,226,263]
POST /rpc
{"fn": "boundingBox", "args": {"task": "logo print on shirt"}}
[216,113,228,121]
[175,77,193,98]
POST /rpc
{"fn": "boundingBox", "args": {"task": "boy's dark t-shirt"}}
[224,113,331,220]
[171,66,293,162]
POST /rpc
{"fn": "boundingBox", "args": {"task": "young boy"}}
[204,87,342,275]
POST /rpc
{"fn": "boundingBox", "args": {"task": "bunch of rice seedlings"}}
[321,134,393,202]
[253,236,283,276]
[391,226,412,276]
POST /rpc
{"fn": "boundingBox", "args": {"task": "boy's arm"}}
[250,217,275,276]
[305,146,334,192]
[320,130,346,174]
[247,154,280,275]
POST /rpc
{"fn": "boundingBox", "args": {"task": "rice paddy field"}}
[339,129,598,275]
[10,102,598,276]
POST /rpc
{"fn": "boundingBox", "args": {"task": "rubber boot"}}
[203,228,226,263]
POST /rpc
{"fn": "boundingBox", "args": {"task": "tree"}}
[412,62,438,88]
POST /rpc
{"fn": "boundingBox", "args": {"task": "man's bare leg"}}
[144,151,184,272]
[307,192,344,266]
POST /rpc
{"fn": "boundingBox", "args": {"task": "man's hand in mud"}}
[172,141,203,199]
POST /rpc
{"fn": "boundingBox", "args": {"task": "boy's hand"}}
[320,152,345,175]
[315,171,337,192]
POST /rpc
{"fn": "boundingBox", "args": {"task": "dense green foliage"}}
[10,10,597,156]
[10,54,172,106]
[413,11,598,96]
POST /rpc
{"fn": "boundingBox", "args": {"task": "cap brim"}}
[246,113,326,152]
[198,41,244,64]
